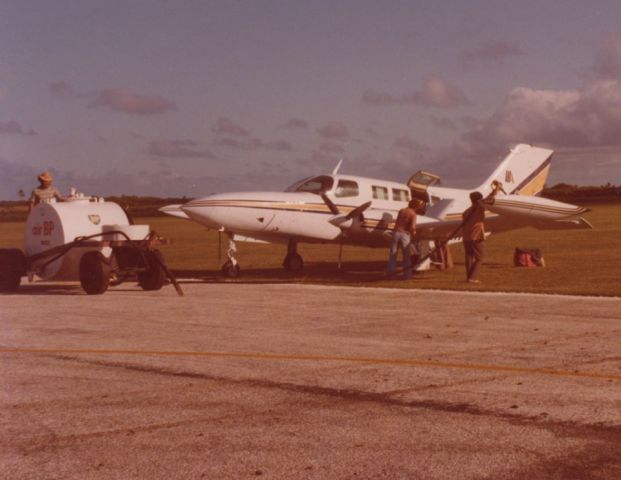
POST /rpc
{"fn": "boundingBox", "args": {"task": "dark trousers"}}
[464,240,484,280]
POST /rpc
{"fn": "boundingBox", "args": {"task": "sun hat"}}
[38,171,53,182]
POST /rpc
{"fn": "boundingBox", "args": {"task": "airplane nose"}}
[181,200,223,228]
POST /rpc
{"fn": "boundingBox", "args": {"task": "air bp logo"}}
[505,170,515,183]
[88,214,101,225]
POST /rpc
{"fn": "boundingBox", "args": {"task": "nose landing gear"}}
[219,235,304,277]
[221,233,240,277]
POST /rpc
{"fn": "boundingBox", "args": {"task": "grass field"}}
[1,203,620,297]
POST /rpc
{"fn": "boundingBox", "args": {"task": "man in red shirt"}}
[462,181,502,283]
[387,199,419,279]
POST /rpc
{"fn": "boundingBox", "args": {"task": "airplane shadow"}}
[5,260,488,294]
[6,281,168,296]
[5,283,84,296]
[172,260,426,285]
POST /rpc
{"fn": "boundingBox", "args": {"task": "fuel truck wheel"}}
[138,250,166,291]
[79,251,110,295]
[0,248,26,293]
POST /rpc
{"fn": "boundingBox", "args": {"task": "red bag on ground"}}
[514,248,542,267]
[515,252,535,267]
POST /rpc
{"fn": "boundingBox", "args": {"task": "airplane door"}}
[407,170,441,205]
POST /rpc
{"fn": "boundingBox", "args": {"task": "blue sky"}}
[1,0,620,199]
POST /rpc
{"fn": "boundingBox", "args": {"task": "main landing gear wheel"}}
[138,249,166,291]
[283,252,304,272]
[79,251,111,295]
[221,259,240,278]
[0,248,26,293]
[283,238,303,273]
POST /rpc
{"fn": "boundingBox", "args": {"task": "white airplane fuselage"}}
[180,175,429,247]
[160,144,591,260]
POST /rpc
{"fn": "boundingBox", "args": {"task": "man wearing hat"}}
[461,180,503,283]
[28,171,63,212]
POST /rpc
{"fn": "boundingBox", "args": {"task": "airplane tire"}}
[138,250,166,291]
[79,251,110,295]
[283,253,303,272]
[0,248,26,293]
[221,260,240,278]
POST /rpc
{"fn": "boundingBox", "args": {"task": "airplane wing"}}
[343,193,592,246]
[481,194,593,231]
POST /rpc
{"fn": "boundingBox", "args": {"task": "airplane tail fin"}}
[477,144,553,197]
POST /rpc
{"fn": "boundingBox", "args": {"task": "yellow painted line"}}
[1,347,620,382]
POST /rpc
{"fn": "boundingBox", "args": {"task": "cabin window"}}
[392,188,410,202]
[372,185,389,200]
[335,180,359,197]
[288,175,334,194]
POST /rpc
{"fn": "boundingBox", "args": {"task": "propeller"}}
[345,201,372,220]
[328,201,373,229]
[320,193,340,215]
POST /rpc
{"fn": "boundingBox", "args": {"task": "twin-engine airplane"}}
[161,144,592,276]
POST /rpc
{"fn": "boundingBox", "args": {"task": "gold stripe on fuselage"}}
[187,199,358,214]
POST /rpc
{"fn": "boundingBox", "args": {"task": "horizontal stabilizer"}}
[529,216,594,231]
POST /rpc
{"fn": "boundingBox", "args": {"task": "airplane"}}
[160,144,592,276]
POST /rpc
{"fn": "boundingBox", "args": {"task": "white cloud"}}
[317,121,350,139]
[89,88,176,115]
[212,117,250,137]
[148,140,216,159]
[595,31,621,79]
[460,40,524,67]
[0,120,36,136]
[319,142,345,154]
[213,137,293,152]
[432,78,621,186]
[49,81,77,100]
[362,75,468,108]
[393,136,429,153]
[456,80,621,158]
[284,118,308,129]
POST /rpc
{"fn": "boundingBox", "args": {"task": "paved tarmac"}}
[1,282,621,479]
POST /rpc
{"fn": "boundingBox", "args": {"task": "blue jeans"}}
[387,231,412,279]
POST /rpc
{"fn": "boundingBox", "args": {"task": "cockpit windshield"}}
[285,175,334,194]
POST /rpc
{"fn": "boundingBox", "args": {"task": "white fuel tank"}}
[25,199,130,280]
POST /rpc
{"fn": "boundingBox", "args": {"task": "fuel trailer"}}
[0,195,182,295]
